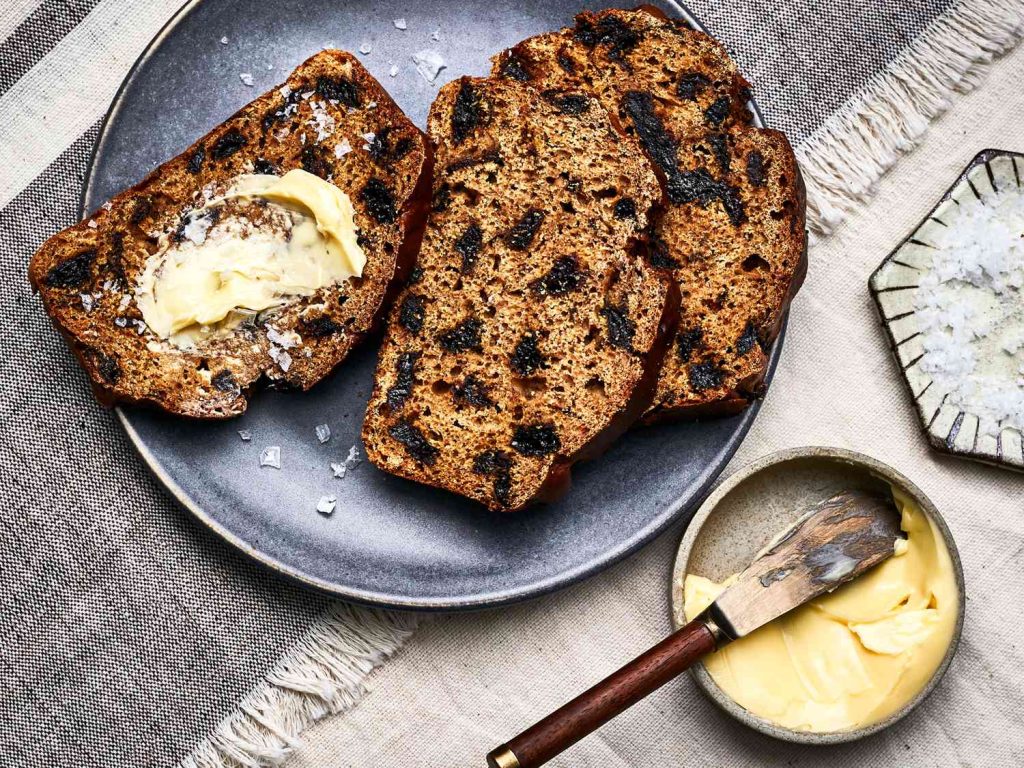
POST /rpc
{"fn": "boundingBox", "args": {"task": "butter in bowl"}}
[487,447,961,768]
[671,446,965,743]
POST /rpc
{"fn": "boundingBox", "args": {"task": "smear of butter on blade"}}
[136,169,364,347]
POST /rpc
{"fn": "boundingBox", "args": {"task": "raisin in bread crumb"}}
[28,50,431,418]
[493,7,807,420]
[362,76,677,512]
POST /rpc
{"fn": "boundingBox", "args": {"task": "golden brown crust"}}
[492,7,808,422]
[29,50,431,418]
[362,77,673,512]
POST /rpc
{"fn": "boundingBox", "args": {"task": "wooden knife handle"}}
[486,619,717,768]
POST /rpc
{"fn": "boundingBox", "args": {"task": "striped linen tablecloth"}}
[1,1,1021,766]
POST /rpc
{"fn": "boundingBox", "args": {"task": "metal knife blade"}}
[705,489,903,642]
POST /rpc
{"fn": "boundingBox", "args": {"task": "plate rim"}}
[81,0,785,610]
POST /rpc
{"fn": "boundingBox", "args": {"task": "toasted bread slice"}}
[493,7,807,420]
[29,50,431,418]
[362,77,677,511]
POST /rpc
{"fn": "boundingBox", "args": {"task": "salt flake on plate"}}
[345,445,361,465]
[238,430,252,442]
[316,424,331,444]
[359,41,372,55]
[239,72,254,87]
[411,49,446,83]
[393,18,407,30]
[317,495,337,515]
[260,446,281,468]
[389,64,399,78]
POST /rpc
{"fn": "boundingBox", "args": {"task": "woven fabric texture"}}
[0,1,981,766]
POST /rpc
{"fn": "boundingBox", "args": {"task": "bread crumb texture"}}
[493,8,807,420]
[29,50,430,418]
[363,76,673,511]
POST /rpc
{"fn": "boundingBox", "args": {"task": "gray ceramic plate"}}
[82,0,786,609]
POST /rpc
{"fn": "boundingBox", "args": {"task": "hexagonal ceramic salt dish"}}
[869,149,1024,472]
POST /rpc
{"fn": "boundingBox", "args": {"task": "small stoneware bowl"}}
[670,446,966,744]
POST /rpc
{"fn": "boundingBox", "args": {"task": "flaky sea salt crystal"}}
[1002,327,1024,355]
[334,138,352,158]
[308,100,336,142]
[268,345,292,372]
[266,326,300,349]
[87,219,98,229]
[118,294,131,312]
[389,64,399,78]
[411,49,446,83]
[393,18,407,29]
[220,36,229,45]
[114,316,128,328]
[362,132,376,151]
[239,72,254,86]
[317,495,337,515]
[260,446,281,468]
[80,293,95,312]
[359,41,372,55]
[331,445,361,479]
[316,424,331,444]
[431,28,441,41]
[913,184,1024,438]
[238,430,252,442]
[279,85,292,99]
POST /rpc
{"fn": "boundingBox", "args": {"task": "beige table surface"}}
[286,41,1024,768]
